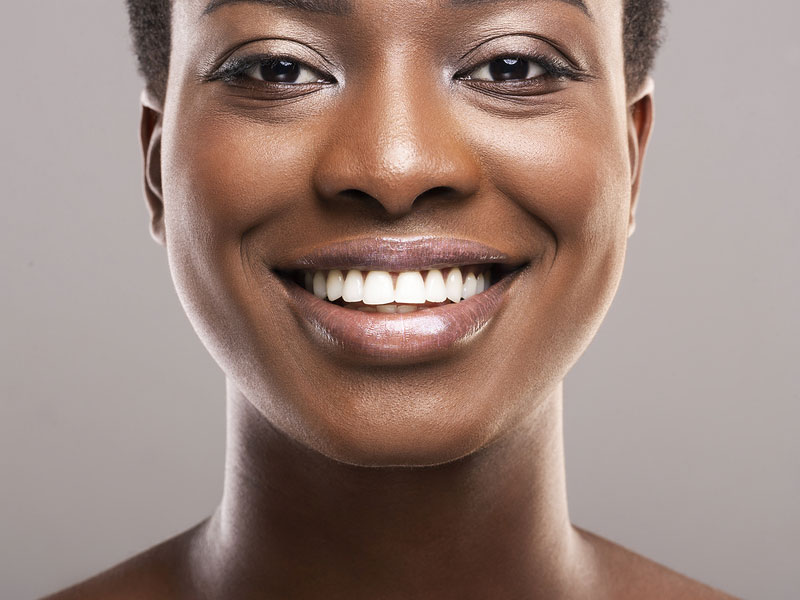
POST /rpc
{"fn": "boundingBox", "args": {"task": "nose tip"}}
[313,94,480,217]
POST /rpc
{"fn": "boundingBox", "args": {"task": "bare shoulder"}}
[575,526,741,600]
[38,523,203,600]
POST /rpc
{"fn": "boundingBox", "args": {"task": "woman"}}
[45,0,738,597]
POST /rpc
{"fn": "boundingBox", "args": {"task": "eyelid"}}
[458,32,585,72]
[201,35,339,87]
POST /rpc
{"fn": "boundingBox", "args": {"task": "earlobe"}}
[139,89,166,246]
[626,77,655,239]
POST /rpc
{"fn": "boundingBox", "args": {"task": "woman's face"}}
[148,0,652,466]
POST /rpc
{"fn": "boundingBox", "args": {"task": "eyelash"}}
[456,52,581,84]
[207,52,583,91]
[210,55,331,86]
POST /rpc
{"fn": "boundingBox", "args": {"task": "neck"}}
[191,381,588,599]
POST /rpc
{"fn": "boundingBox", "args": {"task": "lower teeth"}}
[350,304,422,313]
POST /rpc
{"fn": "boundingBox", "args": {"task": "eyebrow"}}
[451,0,590,18]
[204,0,350,15]
[203,0,591,19]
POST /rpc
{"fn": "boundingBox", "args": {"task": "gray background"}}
[1,1,797,598]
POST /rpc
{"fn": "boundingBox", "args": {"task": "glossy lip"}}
[272,236,525,271]
[270,237,531,365]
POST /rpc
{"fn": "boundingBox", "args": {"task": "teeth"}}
[462,272,478,300]
[424,269,448,303]
[445,267,463,303]
[312,271,327,299]
[326,269,344,301]
[301,266,494,307]
[342,269,365,302]
[395,271,427,304]
[363,271,395,305]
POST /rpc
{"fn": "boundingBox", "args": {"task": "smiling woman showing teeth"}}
[274,236,529,361]
[40,0,743,598]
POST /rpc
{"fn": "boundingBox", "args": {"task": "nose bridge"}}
[314,49,479,216]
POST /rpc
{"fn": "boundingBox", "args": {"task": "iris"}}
[489,57,530,81]
[260,58,301,83]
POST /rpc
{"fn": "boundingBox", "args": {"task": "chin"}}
[320,433,483,469]
[279,398,498,469]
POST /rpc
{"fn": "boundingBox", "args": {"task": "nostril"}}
[341,189,375,203]
[328,186,462,218]
[416,186,454,201]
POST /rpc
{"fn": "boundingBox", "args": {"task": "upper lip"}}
[272,236,528,272]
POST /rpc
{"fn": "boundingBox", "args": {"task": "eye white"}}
[467,59,546,82]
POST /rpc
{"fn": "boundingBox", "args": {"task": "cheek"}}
[158,109,313,380]
[479,105,631,245]
[164,112,318,237]
[468,102,633,379]
[159,106,383,459]
[160,99,331,313]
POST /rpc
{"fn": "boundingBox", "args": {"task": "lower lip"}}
[278,269,523,364]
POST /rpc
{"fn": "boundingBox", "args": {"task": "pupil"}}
[488,57,529,81]
[260,59,301,83]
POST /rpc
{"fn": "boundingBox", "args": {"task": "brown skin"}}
[44,0,737,598]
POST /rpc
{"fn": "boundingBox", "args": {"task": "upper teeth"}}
[302,267,491,305]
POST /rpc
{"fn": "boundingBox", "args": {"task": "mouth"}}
[276,263,517,313]
[270,237,530,364]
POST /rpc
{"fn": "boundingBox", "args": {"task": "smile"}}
[271,237,530,363]
[284,265,497,313]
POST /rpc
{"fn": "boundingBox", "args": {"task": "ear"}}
[626,77,655,238]
[139,89,166,246]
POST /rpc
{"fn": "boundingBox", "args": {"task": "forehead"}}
[178,0,621,29]
[201,0,591,16]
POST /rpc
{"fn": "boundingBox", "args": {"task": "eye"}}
[463,56,548,83]
[244,56,328,84]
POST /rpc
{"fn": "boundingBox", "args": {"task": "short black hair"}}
[126,0,666,101]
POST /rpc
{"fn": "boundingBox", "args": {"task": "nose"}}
[313,73,481,218]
